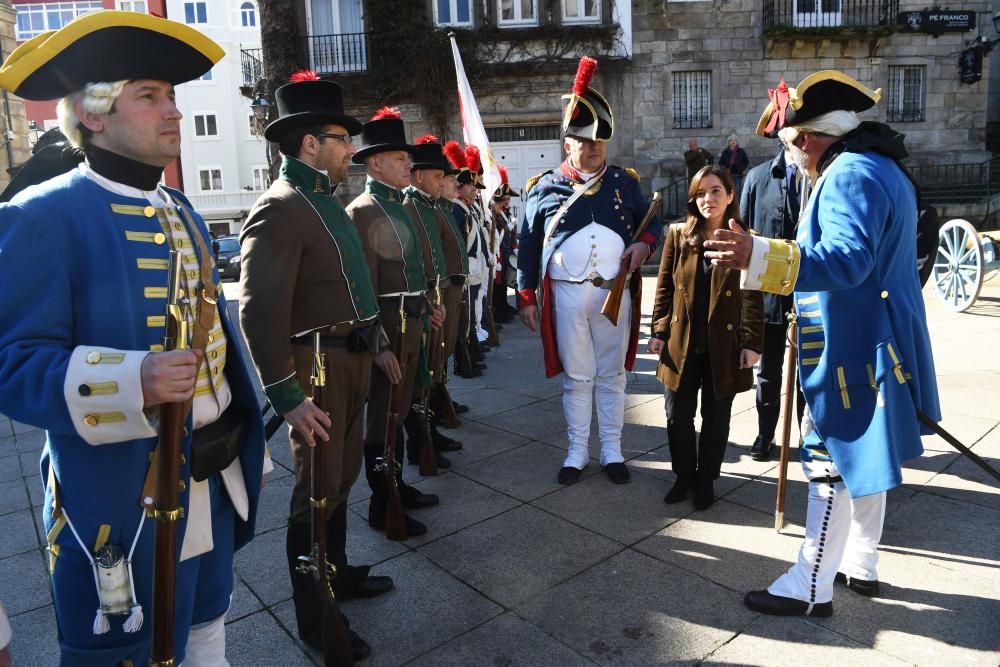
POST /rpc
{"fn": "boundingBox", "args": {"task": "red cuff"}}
[518,288,538,307]
[638,232,657,250]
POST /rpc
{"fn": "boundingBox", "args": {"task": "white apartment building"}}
[168,0,268,235]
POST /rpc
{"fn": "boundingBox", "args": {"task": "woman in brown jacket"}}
[649,166,764,510]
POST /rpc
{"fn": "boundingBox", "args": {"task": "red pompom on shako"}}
[443,140,466,170]
[370,106,401,121]
[289,70,320,82]
[415,134,439,145]
[465,144,482,173]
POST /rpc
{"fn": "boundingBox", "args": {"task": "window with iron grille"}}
[486,125,562,142]
[887,65,924,123]
[672,71,712,129]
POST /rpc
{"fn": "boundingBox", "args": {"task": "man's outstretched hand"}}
[703,219,752,270]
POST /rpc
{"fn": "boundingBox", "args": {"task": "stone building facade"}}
[0,0,30,194]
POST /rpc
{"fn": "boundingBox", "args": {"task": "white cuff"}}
[63,347,158,445]
[741,235,771,291]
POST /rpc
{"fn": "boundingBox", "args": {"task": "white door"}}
[491,139,563,225]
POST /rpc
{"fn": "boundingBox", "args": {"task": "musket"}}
[454,282,476,379]
[382,296,409,541]
[417,278,441,477]
[483,205,500,347]
[296,332,354,666]
[601,192,662,326]
[774,314,798,531]
[438,377,461,429]
[149,250,187,667]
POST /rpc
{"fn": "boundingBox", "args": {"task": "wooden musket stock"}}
[306,332,354,666]
[774,316,798,531]
[150,251,187,667]
[601,192,662,326]
[383,297,409,541]
[418,280,441,477]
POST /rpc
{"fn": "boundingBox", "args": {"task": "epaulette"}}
[524,169,553,193]
[624,168,640,182]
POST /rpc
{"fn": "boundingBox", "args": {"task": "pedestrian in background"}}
[719,135,750,195]
[684,140,713,181]
[649,165,763,510]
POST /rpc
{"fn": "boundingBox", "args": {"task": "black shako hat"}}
[411,135,454,173]
[756,70,881,137]
[0,10,223,100]
[264,72,362,142]
[352,106,414,163]
[562,56,613,142]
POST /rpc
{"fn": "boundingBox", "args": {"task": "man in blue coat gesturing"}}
[705,71,941,617]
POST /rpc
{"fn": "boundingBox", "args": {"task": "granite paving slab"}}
[418,504,621,607]
[233,528,292,607]
[924,428,1000,511]
[407,611,589,667]
[627,445,764,505]
[0,478,30,517]
[7,604,59,667]
[469,397,570,441]
[703,615,911,666]
[456,441,600,503]
[336,551,503,667]
[11,420,39,435]
[12,429,45,454]
[434,419,531,469]
[531,462,690,545]
[345,502,410,566]
[255,473,295,535]
[226,609,314,667]
[516,549,758,664]
[455,387,544,417]
[0,549,51,616]
[0,509,39,559]
[228,575,265,622]
[0,454,23,483]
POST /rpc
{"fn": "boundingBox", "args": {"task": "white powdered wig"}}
[776,110,861,146]
[57,80,129,148]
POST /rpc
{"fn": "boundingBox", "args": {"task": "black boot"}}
[402,410,424,465]
[693,469,715,511]
[431,423,462,452]
[329,502,393,600]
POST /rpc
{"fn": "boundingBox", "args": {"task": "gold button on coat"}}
[153,232,166,245]
[880,290,889,299]
[143,206,156,217]
[86,351,102,364]
[83,414,99,427]
[726,323,734,331]
[725,289,732,297]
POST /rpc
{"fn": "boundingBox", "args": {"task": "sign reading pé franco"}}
[898,10,976,35]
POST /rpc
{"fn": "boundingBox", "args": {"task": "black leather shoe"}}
[750,436,775,461]
[693,479,715,511]
[557,466,583,485]
[663,480,691,504]
[480,344,491,353]
[432,429,463,451]
[604,462,630,484]
[367,502,428,537]
[835,572,880,597]
[452,400,469,414]
[349,629,372,661]
[400,485,439,508]
[743,590,833,617]
[436,451,452,469]
[340,574,394,600]
[474,361,487,370]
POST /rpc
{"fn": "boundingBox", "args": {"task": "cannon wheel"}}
[932,219,983,312]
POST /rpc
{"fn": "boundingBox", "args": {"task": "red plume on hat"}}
[764,78,791,135]
[465,144,482,173]
[415,134,439,145]
[289,70,320,82]
[443,140,466,170]
[497,164,509,185]
[370,106,401,121]
[565,56,598,124]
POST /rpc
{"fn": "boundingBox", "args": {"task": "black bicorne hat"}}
[264,75,362,142]
[562,56,614,142]
[756,70,882,137]
[0,10,223,100]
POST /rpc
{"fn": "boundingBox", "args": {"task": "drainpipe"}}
[0,43,15,174]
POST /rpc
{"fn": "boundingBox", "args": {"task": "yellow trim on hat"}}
[0,10,224,94]
[795,70,881,109]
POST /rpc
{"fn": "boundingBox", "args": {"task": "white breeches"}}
[552,280,631,468]
[769,457,886,605]
[181,610,229,667]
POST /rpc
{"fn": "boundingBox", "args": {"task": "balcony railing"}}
[763,0,897,30]
[240,33,369,87]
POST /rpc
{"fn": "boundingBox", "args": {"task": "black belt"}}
[291,323,380,354]
[444,275,466,287]
[292,335,348,347]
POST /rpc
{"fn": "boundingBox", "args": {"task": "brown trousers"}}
[367,309,423,443]
[440,284,463,377]
[289,345,371,523]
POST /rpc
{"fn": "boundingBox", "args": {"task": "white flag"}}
[449,34,501,212]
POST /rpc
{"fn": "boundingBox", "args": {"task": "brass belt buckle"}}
[591,276,605,287]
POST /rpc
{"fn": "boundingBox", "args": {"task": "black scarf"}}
[85,144,165,191]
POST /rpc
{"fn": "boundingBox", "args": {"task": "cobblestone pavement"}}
[2,279,999,666]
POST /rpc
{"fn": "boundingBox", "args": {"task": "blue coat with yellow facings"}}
[776,150,940,497]
[0,170,264,665]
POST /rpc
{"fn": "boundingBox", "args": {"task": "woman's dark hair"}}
[682,165,741,248]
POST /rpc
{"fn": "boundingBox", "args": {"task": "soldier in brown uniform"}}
[402,136,466,468]
[346,108,444,537]
[237,74,391,659]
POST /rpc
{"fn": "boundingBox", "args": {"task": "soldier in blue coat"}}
[0,12,265,665]
[517,57,661,486]
[705,71,941,617]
